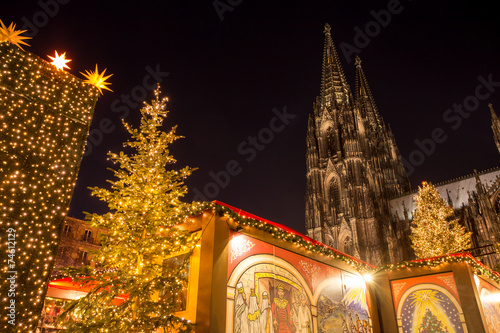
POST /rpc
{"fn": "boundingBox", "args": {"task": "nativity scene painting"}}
[392,273,467,333]
[226,233,373,333]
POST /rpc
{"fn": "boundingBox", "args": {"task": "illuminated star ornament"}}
[80,64,113,94]
[0,19,31,50]
[48,51,71,71]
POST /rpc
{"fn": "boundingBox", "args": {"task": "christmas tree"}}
[59,87,197,332]
[418,309,448,332]
[1,23,101,332]
[410,182,471,259]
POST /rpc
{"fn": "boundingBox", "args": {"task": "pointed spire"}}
[490,103,497,119]
[489,103,500,155]
[354,55,382,128]
[321,23,352,108]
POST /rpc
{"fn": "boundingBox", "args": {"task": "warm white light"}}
[363,273,373,282]
[482,291,500,304]
[47,51,71,71]
[346,274,366,288]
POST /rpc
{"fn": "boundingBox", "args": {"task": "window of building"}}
[79,251,88,261]
[83,230,92,242]
[63,224,72,236]
[161,253,190,312]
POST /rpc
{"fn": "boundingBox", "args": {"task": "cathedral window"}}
[343,237,353,254]
[329,178,341,214]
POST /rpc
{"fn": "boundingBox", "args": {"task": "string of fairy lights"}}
[183,201,375,273]
[187,202,500,285]
[377,252,500,285]
[0,19,111,332]
[1,16,499,332]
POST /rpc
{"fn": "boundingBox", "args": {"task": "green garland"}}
[377,252,500,285]
[185,202,500,285]
[185,201,373,273]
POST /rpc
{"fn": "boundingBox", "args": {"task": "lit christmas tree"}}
[59,87,198,332]
[410,182,471,259]
[1,20,101,332]
[418,309,448,333]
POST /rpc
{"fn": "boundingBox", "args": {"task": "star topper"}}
[80,64,113,94]
[0,19,31,50]
[48,51,71,71]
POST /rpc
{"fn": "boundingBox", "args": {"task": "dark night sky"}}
[3,0,500,234]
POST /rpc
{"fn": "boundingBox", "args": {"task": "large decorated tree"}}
[410,182,471,259]
[60,87,198,332]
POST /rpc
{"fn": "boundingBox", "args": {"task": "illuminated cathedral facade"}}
[305,24,500,267]
[305,24,410,265]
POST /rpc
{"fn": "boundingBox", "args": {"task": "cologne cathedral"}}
[305,24,500,267]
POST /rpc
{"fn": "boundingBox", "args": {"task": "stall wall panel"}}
[226,231,373,333]
[391,272,467,333]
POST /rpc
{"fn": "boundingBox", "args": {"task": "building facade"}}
[305,24,410,266]
[306,24,500,267]
[53,217,106,271]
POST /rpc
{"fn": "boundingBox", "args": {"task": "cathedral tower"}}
[489,103,500,155]
[305,24,410,265]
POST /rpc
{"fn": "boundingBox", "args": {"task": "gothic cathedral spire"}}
[489,103,500,155]
[306,24,410,265]
[321,23,353,109]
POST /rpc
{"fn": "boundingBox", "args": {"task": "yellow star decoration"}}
[48,51,71,71]
[80,64,113,94]
[0,19,31,50]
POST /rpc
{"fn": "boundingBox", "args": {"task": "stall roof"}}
[213,200,374,268]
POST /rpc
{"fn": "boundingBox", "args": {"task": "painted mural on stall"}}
[317,273,371,332]
[475,276,500,332]
[226,231,373,333]
[392,272,466,333]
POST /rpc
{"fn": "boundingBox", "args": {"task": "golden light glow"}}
[48,51,71,71]
[0,42,98,332]
[80,64,113,94]
[342,275,368,312]
[410,181,471,258]
[0,19,31,50]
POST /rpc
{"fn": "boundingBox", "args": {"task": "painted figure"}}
[234,282,249,333]
[271,284,295,333]
[348,313,357,332]
[260,291,274,333]
[340,314,349,333]
[248,288,261,333]
[294,293,312,333]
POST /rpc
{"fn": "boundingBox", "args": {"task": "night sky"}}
[3,0,499,234]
